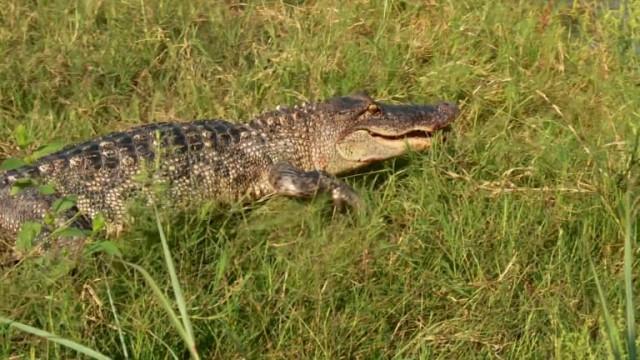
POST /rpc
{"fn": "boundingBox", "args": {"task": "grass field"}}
[0,0,639,358]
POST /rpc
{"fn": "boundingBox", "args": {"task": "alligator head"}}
[311,93,459,174]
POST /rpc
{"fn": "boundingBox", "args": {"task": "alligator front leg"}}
[268,162,363,209]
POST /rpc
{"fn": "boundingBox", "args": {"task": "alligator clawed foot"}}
[270,162,363,211]
[331,184,363,211]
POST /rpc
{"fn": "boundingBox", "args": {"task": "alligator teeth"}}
[369,130,432,139]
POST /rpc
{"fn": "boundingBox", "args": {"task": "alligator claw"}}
[331,184,363,210]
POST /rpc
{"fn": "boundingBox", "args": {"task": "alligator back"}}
[0,119,279,242]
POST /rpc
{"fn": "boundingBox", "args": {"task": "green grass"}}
[0,0,639,358]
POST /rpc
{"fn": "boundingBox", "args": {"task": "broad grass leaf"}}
[16,221,43,252]
[0,157,27,171]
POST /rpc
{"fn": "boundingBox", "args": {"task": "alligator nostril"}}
[437,102,459,118]
[443,102,458,111]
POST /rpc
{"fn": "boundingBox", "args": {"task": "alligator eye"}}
[367,104,380,114]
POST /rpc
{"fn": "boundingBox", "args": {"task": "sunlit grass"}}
[0,0,638,358]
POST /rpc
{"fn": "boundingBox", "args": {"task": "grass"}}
[0,0,639,358]
[0,315,110,359]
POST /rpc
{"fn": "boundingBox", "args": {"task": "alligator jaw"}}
[336,128,436,164]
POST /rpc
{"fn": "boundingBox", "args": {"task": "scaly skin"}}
[0,93,458,257]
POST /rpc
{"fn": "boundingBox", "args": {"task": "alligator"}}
[0,93,458,259]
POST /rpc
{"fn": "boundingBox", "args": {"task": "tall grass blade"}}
[122,261,200,360]
[589,259,623,360]
[622,192,637,359]
[0,315,111,360]
[153,205,198,356]
[103,271,129,359]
